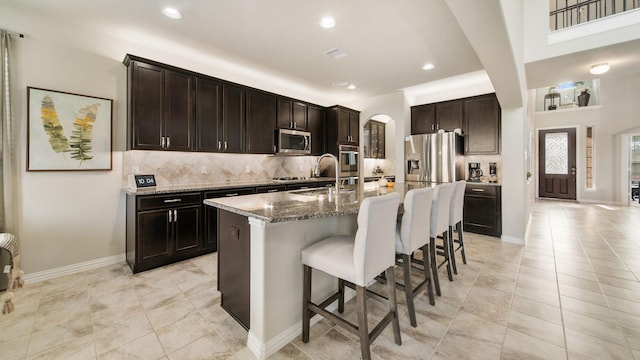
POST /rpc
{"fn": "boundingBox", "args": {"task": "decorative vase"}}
[577,89,590,107]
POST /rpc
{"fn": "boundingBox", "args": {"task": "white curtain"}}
[0,30,13,232]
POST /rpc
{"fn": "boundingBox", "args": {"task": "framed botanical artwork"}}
[27,87,113,171]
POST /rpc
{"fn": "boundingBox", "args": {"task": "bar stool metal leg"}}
[421,245,435,305]
[449,226,458,275]
[401,254,417,327]
[443,231,454,281]
[386,266,402,346]
[430,237,441,296]
[457,222,467,264]
[355,285,371,360]
[302,264,312,343]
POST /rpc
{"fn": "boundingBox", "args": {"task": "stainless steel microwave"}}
[275,128,311,155]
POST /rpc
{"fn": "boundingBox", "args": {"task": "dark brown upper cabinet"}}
[125,54,331,155]
[221,84,245,153]
[327,106,359,152]
[411,100,462,135]
[195,77,222,152]
[246,89,277,154]
[277,98,307,131]
[411,104,435,135]
[363,120,385,159]
[126,57,194,151]
[306,105,326,156]
[435,100,463,132]
[463,93,501,155]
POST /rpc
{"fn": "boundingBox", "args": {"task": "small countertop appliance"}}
[468,162,482,182]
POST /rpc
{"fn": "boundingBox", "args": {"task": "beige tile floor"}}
[2,199,640,359]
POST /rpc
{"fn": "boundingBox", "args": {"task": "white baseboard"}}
[501,235,525,245]
[22,254,126,284]
[247,288,356,359]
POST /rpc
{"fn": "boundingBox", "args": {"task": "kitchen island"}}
[204,183,417,359]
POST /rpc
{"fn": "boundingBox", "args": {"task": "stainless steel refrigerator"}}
[405,132,464,183]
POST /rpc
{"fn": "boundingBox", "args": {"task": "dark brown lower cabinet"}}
[203,188,257,251]
[126,192,204,273]
[218,209,251,329]
[463,184,502,237]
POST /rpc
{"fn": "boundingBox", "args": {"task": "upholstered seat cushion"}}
[301,235,356,285]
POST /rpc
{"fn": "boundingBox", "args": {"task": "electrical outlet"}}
[132,166,139,174]
[200,166,207,175]
[245,166,251,173]
[3,265,11,274]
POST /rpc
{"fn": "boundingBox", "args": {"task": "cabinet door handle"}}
[294,121,297,129]
[471,188,485,192]
[267,189,278,193]
[225,193,239,197]
[164,199,182,203]
[273,145,276,153]
[161,137,166,148]
[224,141,228,151]
[166,136,170,148]
[168,209,172,222]
[431,124,435,131]
[436,124,439,130]
[174,209,177,222]
[218,141,221,151]
[304,136,309,150]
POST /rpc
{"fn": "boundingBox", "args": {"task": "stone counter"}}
[203,182,435,223]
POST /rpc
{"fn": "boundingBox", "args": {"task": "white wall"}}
[523,2,640,63]
[346,92,409,182]
[533,72,640,204]
[3,6,129,273]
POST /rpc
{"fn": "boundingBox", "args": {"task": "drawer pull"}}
[164,199,182,203]
[225,193,239,197]
[471,188,485,192]
[267,189,279,193]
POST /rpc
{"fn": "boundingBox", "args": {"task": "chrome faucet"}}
[316,153,339,195]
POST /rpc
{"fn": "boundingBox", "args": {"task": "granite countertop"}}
[204,182,437,223]
[124,177,337,195]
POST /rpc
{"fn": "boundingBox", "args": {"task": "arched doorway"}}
[362,114,396,180]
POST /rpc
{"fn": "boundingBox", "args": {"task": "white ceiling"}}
[5,0,484,102]
[525,38,640,89]
[5,0,639,104]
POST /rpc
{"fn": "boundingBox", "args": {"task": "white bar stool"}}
[395,187,435,327]
[301,192,402,360]
[448,180,467,274]
[429,183,455,296]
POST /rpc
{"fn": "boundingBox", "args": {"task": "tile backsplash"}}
[464,155,502,182]
[123,151,319,187]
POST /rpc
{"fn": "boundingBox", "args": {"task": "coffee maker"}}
[468,162,482,182]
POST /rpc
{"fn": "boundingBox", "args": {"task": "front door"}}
[539,128,576,200]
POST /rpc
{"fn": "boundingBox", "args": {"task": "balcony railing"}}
[550,0,640,30]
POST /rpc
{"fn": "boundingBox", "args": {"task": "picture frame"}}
[27,87,113,171]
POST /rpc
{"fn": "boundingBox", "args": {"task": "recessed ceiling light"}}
[589,63,610,75]
[162,7,182,19]
[320,16,336,29]
[332,80,349,87]
[347,84,357,90]
[422,63,435,71]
